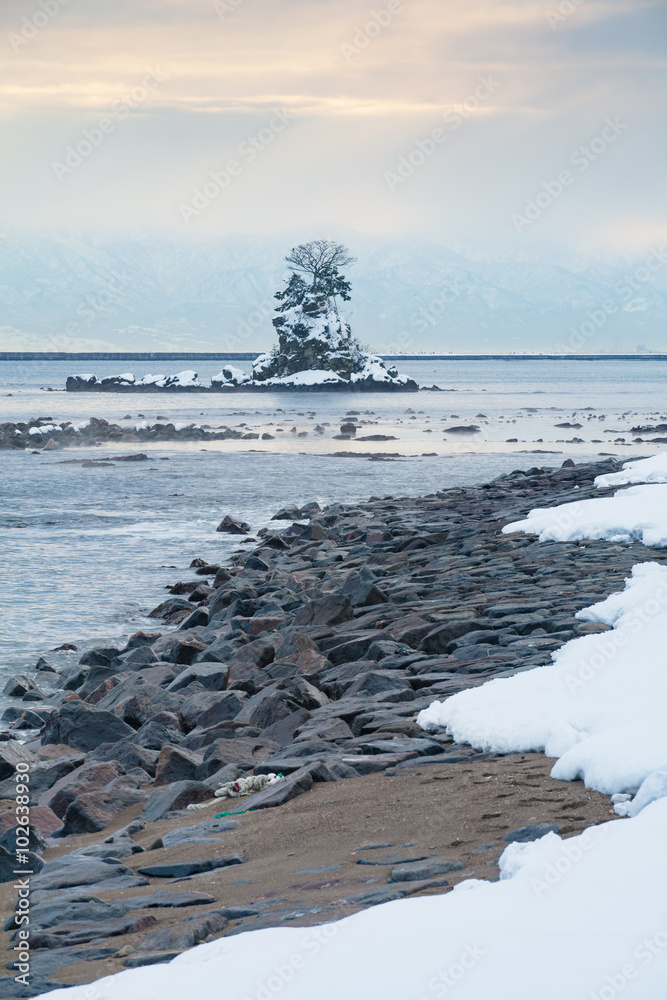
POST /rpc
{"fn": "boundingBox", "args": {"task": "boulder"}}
[136,912,228,953]
[389,859,464,882]
[0,742,35,781]
[30,913,158,950]
[62,785,150,836]
[132,720,182,750]
[154,745,204,786]
[137,854,243,878]
[30,855,149,892]
[180,690,244,732]
[195,737,280,778]
[41,702,135,752]
[88,740,159,776]
[216,515,250,534]
[142,781,213,822]
[168,663,229,693]
[39,761,123,818]
[293,594,353,627]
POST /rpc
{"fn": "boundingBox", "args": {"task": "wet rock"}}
[272,506,302,520]
[216,515,250,534]
[3,674,36,698]
[142,780,214,821]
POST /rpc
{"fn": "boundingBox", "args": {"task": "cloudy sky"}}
[0,0,665,253]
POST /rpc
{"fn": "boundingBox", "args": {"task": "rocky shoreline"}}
[1,456,661,996]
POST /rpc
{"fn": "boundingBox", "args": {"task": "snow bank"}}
[596,453,667,488]
[40,798,667,1000]
[418,561,667,797]
[503,483,667,546]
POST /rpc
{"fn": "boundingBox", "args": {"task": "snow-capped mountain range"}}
[0,228,665,353]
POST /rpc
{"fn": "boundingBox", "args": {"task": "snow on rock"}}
[350,355,410,385]
[596,453,667,488]
[164,370,201,387]
[418,561,667,798]
[211,365,251,386]
[263,369,345,386]
[29,425,58,435]
[502,484,667,547]
[38,798,667,1000]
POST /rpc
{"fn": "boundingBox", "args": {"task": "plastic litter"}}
[186,773,283,811]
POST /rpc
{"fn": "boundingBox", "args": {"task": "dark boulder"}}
[41,701,135,752]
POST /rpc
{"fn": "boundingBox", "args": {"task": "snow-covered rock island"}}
[66,241,419,394]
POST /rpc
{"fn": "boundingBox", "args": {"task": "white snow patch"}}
[264,369,345,386]
[28,424,57,435]
[418,561,667,798]
[503,483,667,547]
[211,365,250,385]
[596,453,667,488]
[36,798,667,1000]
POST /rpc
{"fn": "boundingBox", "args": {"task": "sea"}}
[1,356,666,720]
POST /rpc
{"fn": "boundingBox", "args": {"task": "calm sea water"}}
[0,357,665,718]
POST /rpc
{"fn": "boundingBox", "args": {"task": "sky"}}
[1,0,666,256]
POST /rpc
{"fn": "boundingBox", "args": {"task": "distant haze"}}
[0,230,665,354]
[0,0,665,351]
